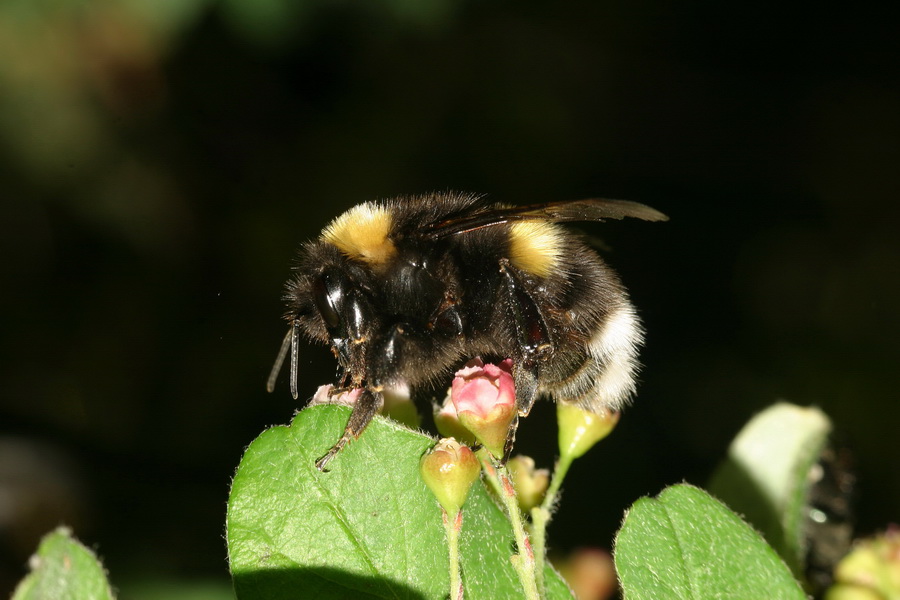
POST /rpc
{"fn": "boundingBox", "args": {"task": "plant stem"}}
[495,462,541,600]
[531,453,575,597]
[543,453,574,513]
[477,449,503,498]
[443,509,464,600]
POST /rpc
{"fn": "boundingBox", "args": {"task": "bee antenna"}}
[266,326,293,394]
[289,321,300,400]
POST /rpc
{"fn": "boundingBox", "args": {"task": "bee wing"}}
[424,198,668,238]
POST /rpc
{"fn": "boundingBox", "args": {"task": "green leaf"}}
[227,404,573,600]
[708,402,831,576]
[12,527,114,600]
[614,484,805,600]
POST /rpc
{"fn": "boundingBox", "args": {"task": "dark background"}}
[2,1,898,597]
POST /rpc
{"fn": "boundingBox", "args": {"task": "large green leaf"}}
[12,527,114,600]
[227,404,573,600]
[614,484,805,600]
[708,402,831,576]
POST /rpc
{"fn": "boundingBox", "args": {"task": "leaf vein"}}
[661,503,699,600]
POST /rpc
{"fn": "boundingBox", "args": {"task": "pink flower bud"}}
[450,358,517,458]
[557,403,620,460]
[420,438,482,516]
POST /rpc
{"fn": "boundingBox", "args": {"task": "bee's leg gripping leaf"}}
[315,388,383,471]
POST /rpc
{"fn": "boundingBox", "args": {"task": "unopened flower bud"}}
[828,529,900,599]
[381,383,420,429]
[556,548,617,600]
[420,438,481,516]
[507,455,549,513]
[310,385,364,407]
[824,586,883,600]
[434,392,477,446]
[451,358,517,458]
[311,384,418,428]
[557,403,620,460]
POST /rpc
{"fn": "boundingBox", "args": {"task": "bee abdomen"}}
[544,304,643,412]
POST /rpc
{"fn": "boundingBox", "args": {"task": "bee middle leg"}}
[315,388,383,471]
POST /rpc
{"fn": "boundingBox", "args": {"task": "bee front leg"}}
[315,388,383,471]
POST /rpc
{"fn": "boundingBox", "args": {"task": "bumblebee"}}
[268,191,667,470]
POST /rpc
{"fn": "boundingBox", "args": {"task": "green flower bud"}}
[507,455,549,513]
[420,438,481,516]
[829,530,900,599]
[557,403,620,460]
[824,585,883,600]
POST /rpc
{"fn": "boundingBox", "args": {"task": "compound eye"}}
[313,272,341,330]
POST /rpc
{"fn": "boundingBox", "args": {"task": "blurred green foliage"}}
[1,0,897,596]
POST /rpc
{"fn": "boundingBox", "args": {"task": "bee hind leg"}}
[315,388,383,471]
